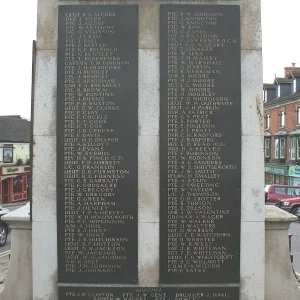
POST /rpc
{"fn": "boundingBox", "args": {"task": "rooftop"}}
[290,70,300,78]
[264,90,300,108]
[0,116,30,143]
[274,77,292,84]
[263,84,276,90]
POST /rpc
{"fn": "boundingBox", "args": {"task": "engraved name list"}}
[160,5,241,284]
[57,5,138,284]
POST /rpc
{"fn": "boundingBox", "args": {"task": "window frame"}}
[264,138,270,158]
[279,138,286,158]
[290,136,300,160]
[274,138,279,159]
[287,187,300,196]
[297,137,300,159]
[266,114,270,129]
[2,144,13,163]
[280,111,285,127]
[275,137,286,159]
[291,137,296,160]
[297,107,300,125]
[274,186,286,195]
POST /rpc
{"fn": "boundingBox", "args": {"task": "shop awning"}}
[1,175,17,181]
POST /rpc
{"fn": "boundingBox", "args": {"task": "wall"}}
[32,1,264,299]
[280,83,292,97]
[0,143,30,166]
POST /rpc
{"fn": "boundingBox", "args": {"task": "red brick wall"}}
[264,100,300,161]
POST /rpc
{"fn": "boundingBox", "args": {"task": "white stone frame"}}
[32,1,264,299]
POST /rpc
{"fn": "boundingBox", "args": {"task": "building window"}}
[264,138,270,159]
[280,111,285,127]
[297,107,300,125]
[13,176,23,194]
[291,137,296,160]
[275,138,279,158]
[294,79,297,93]
[3,145,13,163]
[275,137,286,159]
[280,138,286,158]
[290,137,300,160]
[266,114,270,129]
[297,138,300,159]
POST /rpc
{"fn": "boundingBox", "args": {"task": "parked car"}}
[0,206,10,247]
[275,197,300,216]
[265,184,300,204]
[295,207,300,221]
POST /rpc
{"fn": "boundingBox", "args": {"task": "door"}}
[2,179,9,203]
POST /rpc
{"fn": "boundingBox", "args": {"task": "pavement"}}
[1,200,29,208]
[0,200,27,292]
[0,255,9,292]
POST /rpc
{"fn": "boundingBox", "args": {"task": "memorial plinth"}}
[32,1,264,300]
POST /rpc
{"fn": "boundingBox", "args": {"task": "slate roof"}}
[289,129,300,135]
[290,70,300,78]
[274,77,292,84]
[0,116,31,143]
[264,131,272,137]
[263,84,276,90]
[264,90,300,108]
[274,129,288,136]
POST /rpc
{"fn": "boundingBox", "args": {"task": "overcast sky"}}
[1,0,300,119]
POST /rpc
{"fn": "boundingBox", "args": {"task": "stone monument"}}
[32,1,264,299]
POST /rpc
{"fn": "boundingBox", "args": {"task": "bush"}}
[16,159,23,166]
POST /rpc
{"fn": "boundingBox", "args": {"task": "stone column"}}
[0,204,32,300]
[265,205,300,300]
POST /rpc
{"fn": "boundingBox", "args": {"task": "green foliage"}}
[16,158,23,166]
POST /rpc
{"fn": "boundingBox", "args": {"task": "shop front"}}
[288,166,300,186]
[265,164,290,185]
[0,166,31,203]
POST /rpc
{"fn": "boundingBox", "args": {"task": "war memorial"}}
[31,0,264,299]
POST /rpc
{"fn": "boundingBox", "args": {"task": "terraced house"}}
[264,65,300,186]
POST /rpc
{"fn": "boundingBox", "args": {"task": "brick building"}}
[264,66,300,185]
[0,116,31,203]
